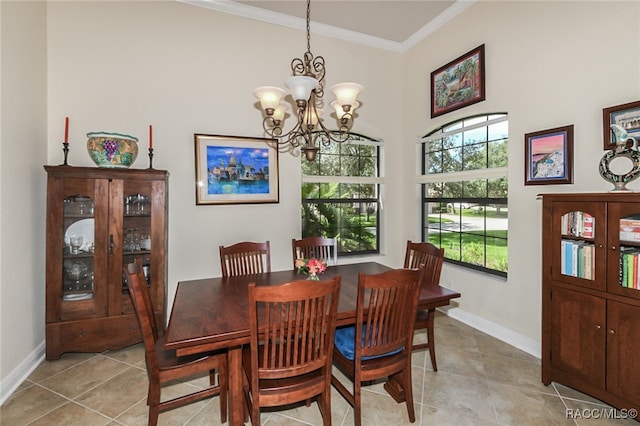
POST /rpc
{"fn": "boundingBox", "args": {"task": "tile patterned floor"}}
[2,313,638,425]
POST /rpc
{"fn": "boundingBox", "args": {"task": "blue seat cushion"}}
[334,325,403,361]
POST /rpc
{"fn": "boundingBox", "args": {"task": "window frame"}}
[419,113,508,277]
[301,132,383,257]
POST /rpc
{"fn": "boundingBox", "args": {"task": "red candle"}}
[149,125,153,148]
[64,117,69,143]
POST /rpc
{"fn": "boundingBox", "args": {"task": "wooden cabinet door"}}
[607,300,640,401]
[551,287,606,388]
[606,202,640,301]
[45,176,109,322]
[550,201,606,291]
[107,177,166,321]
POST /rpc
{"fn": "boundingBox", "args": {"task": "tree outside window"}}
[421,114,508,276]
[301,133,382,256]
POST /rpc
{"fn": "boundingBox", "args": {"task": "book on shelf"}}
[619,246,640,289]
[620,218,640,242]
[562,211,595,238]
[561,239,595,279]
[583,214,594,238]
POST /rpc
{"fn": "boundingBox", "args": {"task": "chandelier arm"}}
[254,0,362,162]
[314,119,351,144]
[262,114,310,148]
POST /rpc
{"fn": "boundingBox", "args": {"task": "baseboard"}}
[440,306,541,359]
[0,341,46,405]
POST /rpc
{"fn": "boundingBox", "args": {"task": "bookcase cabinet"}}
[44,166,168,360]
[542,193,640,413]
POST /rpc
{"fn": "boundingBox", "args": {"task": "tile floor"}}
[2,313,638,425]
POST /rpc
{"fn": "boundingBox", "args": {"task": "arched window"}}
[419,113,508,276]
[301,132,383,255]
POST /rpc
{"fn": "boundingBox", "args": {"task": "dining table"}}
[164,261,461,426]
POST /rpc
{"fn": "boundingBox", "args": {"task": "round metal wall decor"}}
[599,124,640,191]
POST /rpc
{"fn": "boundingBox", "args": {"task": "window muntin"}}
[420,114,508,276]
[302,133,382,256]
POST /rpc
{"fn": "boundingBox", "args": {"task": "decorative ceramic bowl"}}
[86,132,138,168]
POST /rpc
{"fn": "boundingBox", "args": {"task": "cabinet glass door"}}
[607,203,640,300]
[55,177,108,321]
[552,201,606,290]
[119,181,155,315]
[63,194,95,300]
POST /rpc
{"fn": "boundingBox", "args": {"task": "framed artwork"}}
[431,44,485,118]
[602,100,640,149]
[194,134,279,205]
[524,124,574,185]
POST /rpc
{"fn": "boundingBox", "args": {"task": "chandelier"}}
[254,0,363,162]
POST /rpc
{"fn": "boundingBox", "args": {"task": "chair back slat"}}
[292,237,338,268]
[220,241,271,277]
[248,277,341,381]
[404,240,444,287]
[356,268,422,359]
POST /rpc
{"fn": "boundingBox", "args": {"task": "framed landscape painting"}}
[524,125,574,185]
[431,44,485,118]
[194,134,279,205]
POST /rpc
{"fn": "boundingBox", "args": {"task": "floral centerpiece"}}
[295,258,327,281]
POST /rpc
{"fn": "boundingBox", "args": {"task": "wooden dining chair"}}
[219,240,271,277]
[242,276,341,426]
[291,236,338,268]
[404,240,445,371]
[331,267,423,426]
[124,260,228,426]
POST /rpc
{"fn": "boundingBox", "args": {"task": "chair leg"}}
[318,387,332,426]
[426,308,437,371]
[148,406,159,426]
[354,380,362,426]
[241,365,250,423]
[402,366,416,423]
[251,405,260,426]
[147,383,161,426]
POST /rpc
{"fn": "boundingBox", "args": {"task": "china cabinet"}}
[44,166,168,360]
[541,193,640,414]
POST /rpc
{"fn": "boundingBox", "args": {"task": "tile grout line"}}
[23,382,113,425]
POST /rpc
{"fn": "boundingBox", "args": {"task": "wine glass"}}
[70,235,83,254]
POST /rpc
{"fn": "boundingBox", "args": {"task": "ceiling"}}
[179,0,474,52]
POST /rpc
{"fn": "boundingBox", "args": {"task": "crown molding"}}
[178,0,475,53]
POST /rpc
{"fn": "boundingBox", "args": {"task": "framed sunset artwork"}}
[524,125,574,185]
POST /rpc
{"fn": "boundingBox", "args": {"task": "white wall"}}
[401,0,640,352]
[45,1,403,306]
[3,0,639,400]
[0,0,48,398]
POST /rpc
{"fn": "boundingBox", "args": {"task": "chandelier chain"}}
[306,0,311,54]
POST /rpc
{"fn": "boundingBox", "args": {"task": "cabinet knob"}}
[609,329,615,335]
[611,245,617,251]
[595,324,601,330]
